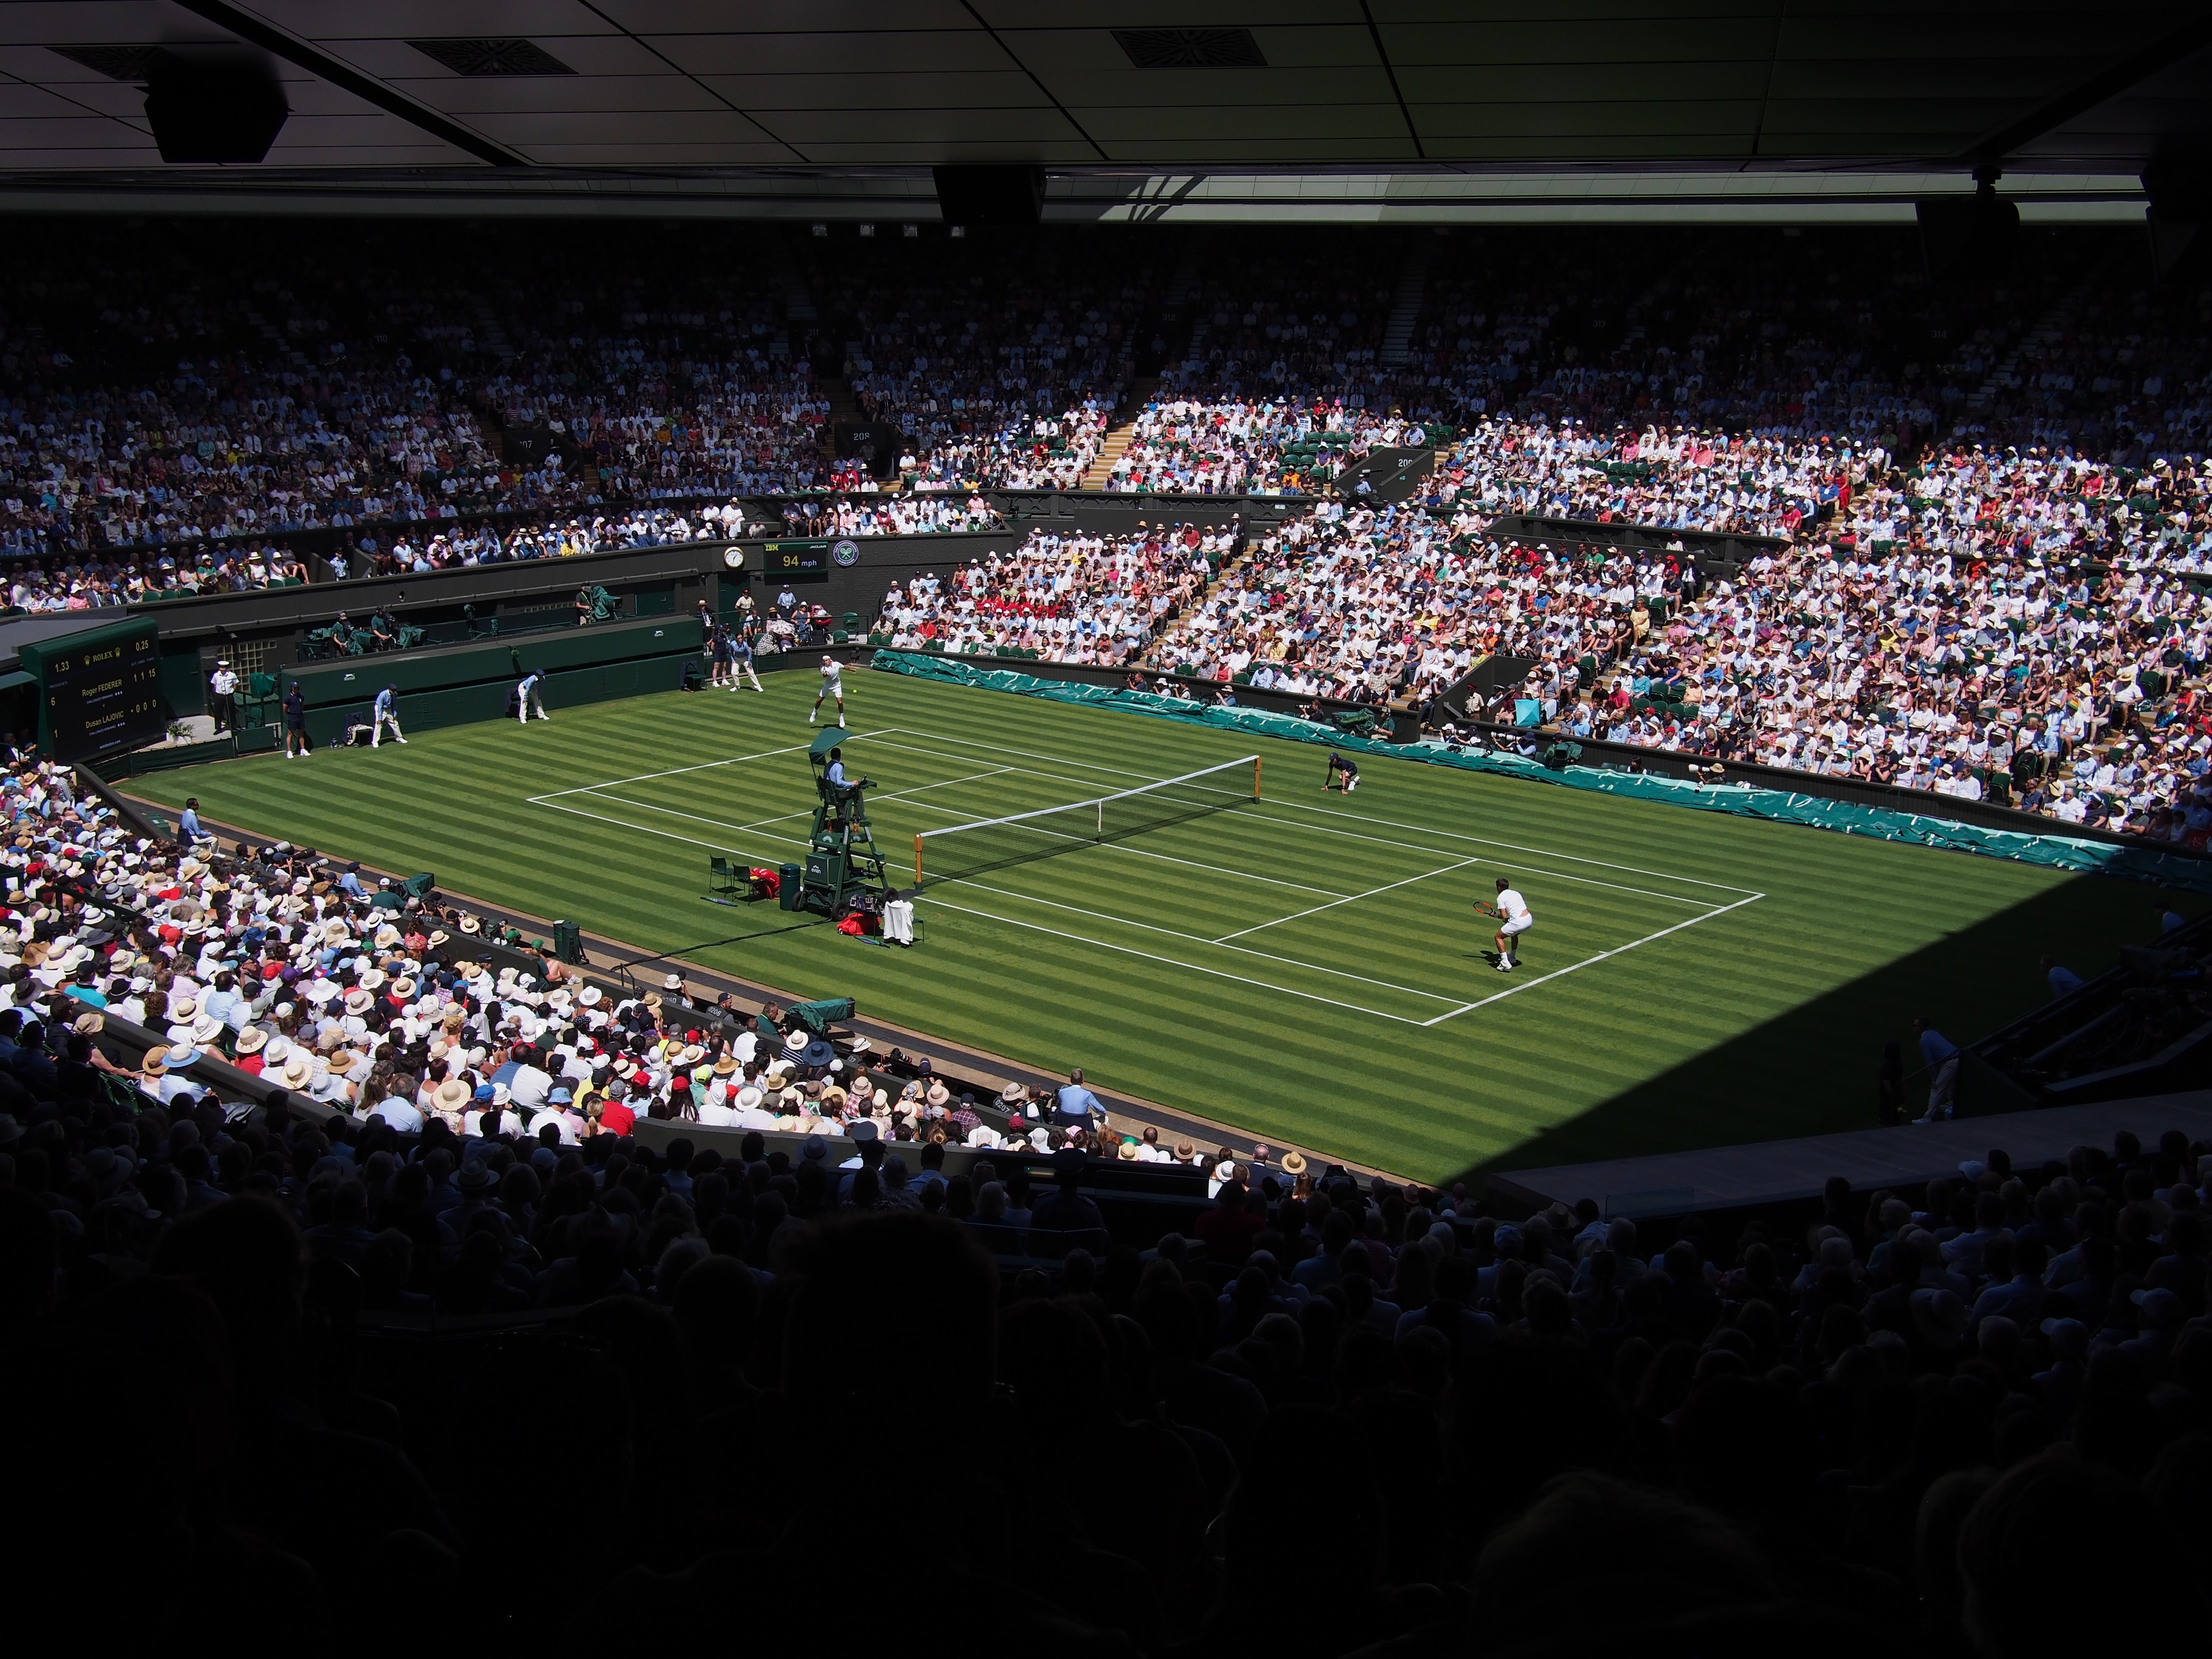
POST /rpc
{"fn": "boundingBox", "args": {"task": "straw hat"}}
[1280,1150,1309,1176]
[280,1052,314,1089]
[234,1026,268,1055]
[435,1077,472,1112]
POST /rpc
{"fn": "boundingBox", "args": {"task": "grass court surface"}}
[133,668,2156,1182]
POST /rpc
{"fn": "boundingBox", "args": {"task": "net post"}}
[913,834,924,890]
[1252,755,1262,800]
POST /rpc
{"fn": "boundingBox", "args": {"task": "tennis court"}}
[129,667,2151,1178]
[528,724,1763,1028]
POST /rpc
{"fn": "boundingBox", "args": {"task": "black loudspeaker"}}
[2143,157,2209,280]
[1915,180,2020,279]
[932,165,1046,228]
[144,52,289,164]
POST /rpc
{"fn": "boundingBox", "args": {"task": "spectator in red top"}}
[595,1087,636,1139]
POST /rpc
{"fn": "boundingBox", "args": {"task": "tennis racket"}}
[1472,900,1503,921]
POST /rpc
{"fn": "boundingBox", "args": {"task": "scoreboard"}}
[759,539,830,577]
[15,619,166,762]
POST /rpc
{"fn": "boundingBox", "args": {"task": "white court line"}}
[924,896,1429,1026]
[579,764,1019,840]
[530,741,811,800]
[877,724,1752,898]
[867,733,1185,805]
[1416,892,1767,1026]
[901,793,1345,897]
[1213,855,1485,943]
[534,797,806,856]
[1237,812,1716,908]
[529,719,1754,1024]
[947,878,1464,1005]
[1262,796,1765,896]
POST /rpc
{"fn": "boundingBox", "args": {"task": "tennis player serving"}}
[809,654,846,727]
[1476,877,1533,973]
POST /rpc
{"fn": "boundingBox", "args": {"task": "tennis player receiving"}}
[809,654,846,727]
[1487,877,1533,972]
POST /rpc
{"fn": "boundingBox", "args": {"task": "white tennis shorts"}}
[1500,914,1533,937]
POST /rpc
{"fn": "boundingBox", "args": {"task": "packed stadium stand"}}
[3,749,2208,1653]
[9,18,2212,1653]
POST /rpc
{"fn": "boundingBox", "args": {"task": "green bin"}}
[777,862,802,911]
[552,920,583,964]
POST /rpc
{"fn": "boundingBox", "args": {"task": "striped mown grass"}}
[132,666,2161,1182]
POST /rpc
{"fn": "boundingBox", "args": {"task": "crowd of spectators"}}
[776,491,1000,539]
[1446,528,2212,831]
[3,751,2206,1653]
[871,523,1227,664]
[1101,400,1436,495]
[1151,501,1473,705]
[1153,431,2212,830]
[816,231,1161,491]
[0,219,834,570]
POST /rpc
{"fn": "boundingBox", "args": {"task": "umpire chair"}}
[794,726,892,917]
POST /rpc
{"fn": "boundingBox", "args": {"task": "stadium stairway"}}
[1378,234,1431,367]
[1082,421,1138,489]
[1966,243,2118,416]
[470,296,516,362]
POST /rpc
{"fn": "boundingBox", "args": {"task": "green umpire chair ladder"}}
[790,725,892,918]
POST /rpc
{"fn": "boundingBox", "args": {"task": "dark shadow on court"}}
[1450,869,2177,1189]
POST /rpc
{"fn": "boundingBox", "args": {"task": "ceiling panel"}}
[372,75,726,115]
[314,34,673,79]
[469,109,779,145]
[238,1,621,36]
[755,107,1084,144]
[1047,73,1398,108]
[644,32,1012,76]
[594,0,983,31]
[1082,107,1415,142]
[695,72,1053,111]
[0,0,2194,177]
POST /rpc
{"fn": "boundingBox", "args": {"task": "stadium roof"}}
[1,2,2208,219]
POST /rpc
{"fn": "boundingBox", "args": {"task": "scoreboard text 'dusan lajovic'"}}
[30,621,164,761]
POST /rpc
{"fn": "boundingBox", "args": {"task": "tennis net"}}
[913,755,1262,889]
